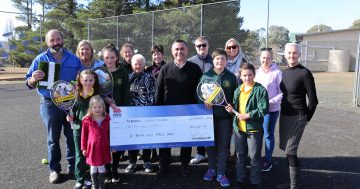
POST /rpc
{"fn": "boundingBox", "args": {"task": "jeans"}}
[40,97,75,173]
[263,111,279,162]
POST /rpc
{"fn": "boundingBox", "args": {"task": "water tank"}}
[328,50,350,72]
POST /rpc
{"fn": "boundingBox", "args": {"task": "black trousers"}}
[159,147,192,169]
[128,149,151,163]
[196,146,206,156]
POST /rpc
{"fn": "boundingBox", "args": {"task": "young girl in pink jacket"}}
[81,95,111,189]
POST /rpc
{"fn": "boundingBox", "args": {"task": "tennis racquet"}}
[93,66,114,98]
[197,79,239,115]
[50,80,77,127]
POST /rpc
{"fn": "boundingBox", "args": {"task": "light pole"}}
[266,0,270,48]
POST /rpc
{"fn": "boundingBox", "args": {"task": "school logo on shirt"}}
[222,80,231,88]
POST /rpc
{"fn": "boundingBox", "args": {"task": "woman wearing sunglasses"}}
[224,38,248,85]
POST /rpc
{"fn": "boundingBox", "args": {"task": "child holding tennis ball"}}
[199,48,237,188]
[81,95,111,189]
[225,63,269,189]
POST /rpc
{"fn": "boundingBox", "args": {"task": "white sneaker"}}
[190,154,206,164]
[143,162,153,173]
[49,171,60,183]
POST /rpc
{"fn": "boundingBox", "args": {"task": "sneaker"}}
[49,171,60,183]
[203,169,216,181]
[217,174,230,188]
[261,161,272,172]
[143,162,153,173]
[124,163,137,174]
[112,170,120,183]
[104,172,112,184]
[190,154,206,164]
[74,182,83,189]
[84,180,92,189]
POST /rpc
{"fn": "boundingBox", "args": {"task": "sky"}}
[241,0,360,33]
[1,0,360,40]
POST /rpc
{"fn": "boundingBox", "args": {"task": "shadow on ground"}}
[100,155,360,189]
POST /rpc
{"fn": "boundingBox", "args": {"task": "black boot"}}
[91,172,99,189]
[98,173,105,189]
[289,166,300,189]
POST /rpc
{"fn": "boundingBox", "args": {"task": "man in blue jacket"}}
[26,29,83,184]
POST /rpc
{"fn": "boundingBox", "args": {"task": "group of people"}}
[26,29,318,189]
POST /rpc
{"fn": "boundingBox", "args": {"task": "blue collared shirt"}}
[26,48,84,98]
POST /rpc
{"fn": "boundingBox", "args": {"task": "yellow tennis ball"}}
[41,158,48,164]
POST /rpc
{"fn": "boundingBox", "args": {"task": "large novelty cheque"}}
[109,104,214,151]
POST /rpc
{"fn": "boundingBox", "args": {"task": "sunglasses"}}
[226,45,238,50]
[195,44,207,48]
[260,47,272,51]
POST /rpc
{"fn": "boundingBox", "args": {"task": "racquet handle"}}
[232,109,240,116]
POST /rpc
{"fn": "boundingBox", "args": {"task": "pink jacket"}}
[255,63,283,112]
[81,115,111,166]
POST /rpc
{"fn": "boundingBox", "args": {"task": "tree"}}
[9,0,245,66]
[240,30,259,60]
[307,24,333,33]
[350,18,360,29]
[268,25,289,50]
[11,0,36,29]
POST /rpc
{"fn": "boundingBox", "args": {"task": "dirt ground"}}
[313,72,359,111]
[0,67,28,83]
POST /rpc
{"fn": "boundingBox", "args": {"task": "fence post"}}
[152,12,155,47]
[87,19,90,40]
[117,16,119,49]
[353,32,360,107]
[200,4,203,36]
[304,41,308,67]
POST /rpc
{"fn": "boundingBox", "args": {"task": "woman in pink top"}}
[255,48,283,172]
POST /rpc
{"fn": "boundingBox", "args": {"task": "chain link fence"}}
[87,1,360,107]
[299,41,357,72]
[87,0,243,64]
[297,30,360,107]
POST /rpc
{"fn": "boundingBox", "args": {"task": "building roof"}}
[296,28,360,41]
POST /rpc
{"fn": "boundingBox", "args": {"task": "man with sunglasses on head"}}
[187,36,213,165]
